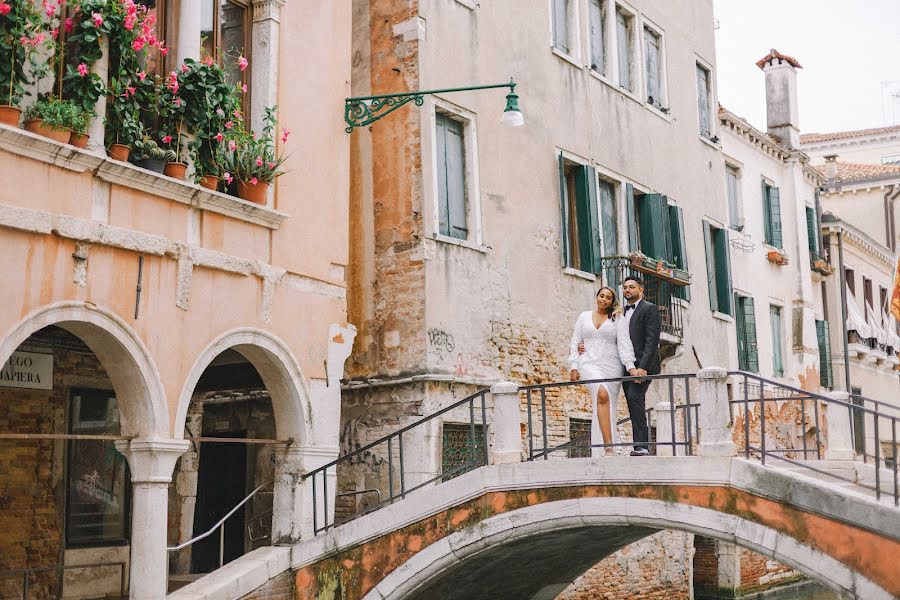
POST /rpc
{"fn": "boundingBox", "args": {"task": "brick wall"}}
[739,548,803,595]
[0,326,112,599]
[240,570,293,600]
[692,535,720,596]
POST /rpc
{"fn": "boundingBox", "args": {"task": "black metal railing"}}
[729,371,899,505]
[598,257,686,339]
[0,562,127,600]
[304,388,490,534]
[523,374,699,459]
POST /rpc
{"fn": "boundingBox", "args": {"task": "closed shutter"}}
[599,179,618,257]
[735,293,747,369]
[764,184,783,249]
[735,295,759,373]
[703,222,717,311]
[816,320,833,388]
[616,10,630,90]
[638,193,671,263]
[558,153,569,267]
[714,228,734,315]
[585,167,602,273]
[625,183,638,252]
[588,0,604,73]
[696,64,709,136]
[806,206,819,254]
[553,0,569,53]
[574,166,601,273]
[444,117,467,239]
[645,29,660,106]
[770,306,784,377]
[436,115,449,236]
[669,205,690,301]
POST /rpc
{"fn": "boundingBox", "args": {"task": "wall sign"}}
[0,351,53,390]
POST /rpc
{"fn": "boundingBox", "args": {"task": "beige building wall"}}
[801,127,900,166]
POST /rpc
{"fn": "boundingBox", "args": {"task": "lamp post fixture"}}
[344,79,523,133]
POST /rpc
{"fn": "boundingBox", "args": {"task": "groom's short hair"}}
[623,275,644,287]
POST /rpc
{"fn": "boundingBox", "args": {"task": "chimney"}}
[824,154,839,190]
[756,49,803,149]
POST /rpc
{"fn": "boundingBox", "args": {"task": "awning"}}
[845,287,872,339]
[865,300,889,345]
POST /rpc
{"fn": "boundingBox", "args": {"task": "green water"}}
[761,582,840,599]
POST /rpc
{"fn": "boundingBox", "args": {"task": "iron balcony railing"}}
[598,256,686,339]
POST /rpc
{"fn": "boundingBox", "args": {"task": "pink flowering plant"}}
[220,106,289,186]
[0,0,46,106]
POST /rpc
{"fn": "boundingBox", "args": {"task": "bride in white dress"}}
[568,287,638,457]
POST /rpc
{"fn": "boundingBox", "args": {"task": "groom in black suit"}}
[621,276,662,456]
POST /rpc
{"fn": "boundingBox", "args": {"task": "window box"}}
[627,252,690,286]
[811,257,833,276]
[766,249,789,266]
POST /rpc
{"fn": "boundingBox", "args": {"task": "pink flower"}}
[215,109,225,117]
[173,97,182,107]
[131,37,144,51]
[204,55,214,66]
[77,63,88,77]
[267,162,275,170]
[19,36,27,46]
[215,132,224,142]
[255,156,263,167]
[223,172,233,184]
[137,71,146,81]
[51,28,59,39]
[250,177,258,185]
[224,121,233,129]
[162,135,172,144]
[238,55,248,72]
[33,33,46,46]
[241,84,247,93]
[64,17,73,32]
[281,128,290,143]
[123,14,135,29]
[160,47,169,57]
[127,86,136,97]
[228,140,237,151]
[180,63,188,73]
[91,12,103,27]
[45,4,56,18]
[0,3,11,16]
[233,110,241,118]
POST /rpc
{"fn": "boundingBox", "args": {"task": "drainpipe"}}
[884,184,900,252]
[837,226,851,392]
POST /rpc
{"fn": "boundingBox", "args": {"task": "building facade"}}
[0,1,353,599]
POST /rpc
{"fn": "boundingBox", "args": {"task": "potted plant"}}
[0,0,43,126]
[105,78,142,161]
[160,132,188,179]
[68,110,90,148]
[131,135,175,173]
[220,107,289,204]
[766,249,789,266]
[23,97,85,144]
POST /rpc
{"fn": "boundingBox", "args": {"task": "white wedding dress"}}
[568,311,637,457]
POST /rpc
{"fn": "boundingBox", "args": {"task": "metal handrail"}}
[168,480,274,567]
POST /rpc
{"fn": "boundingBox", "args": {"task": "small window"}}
[734,294,759,372]
[552,0,575,55]
[598,178,618,258]
[880,286,889,326]
[201,0,252,90]
[66,390,129,547]
[441,423,485,481]
[435,112,469,240]
[805,206,821,258]
[845,267,856,297]
[725,165,742,230]
[762,181,783,249]
[863,277,874,323]
[816,319,833,388]
[703,222,733,315]
[558,155,601,273]
[770,305,784,377]
[615,7,634,91]
[568,417,592,458]
[588,0,607,75]
[644,26,663,108]
[696,63,713,138]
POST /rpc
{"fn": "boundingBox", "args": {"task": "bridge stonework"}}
[292,459,899,600]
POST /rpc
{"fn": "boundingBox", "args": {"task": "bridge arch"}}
[362,497,891,600]
[0,301,168,437]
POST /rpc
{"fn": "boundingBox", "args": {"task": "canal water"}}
[761,582,840,599]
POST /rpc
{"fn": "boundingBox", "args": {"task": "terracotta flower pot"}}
[766,250,788,265]
[237,180,269,204]
[25,119,71,144]
[0,105,22,127]
[69,132,89,148]
[163,162,188,180]
[199,175,220,191]
[108,143,131,161]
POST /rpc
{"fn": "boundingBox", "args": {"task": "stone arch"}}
[0,301,168,438]
[364,497,890,600]
[174,327,310,444]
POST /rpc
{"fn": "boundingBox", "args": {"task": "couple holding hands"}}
[568,275,662,457]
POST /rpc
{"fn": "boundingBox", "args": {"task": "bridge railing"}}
[304,388,491,534]
[729,371,899,505]
[521,374,699,459]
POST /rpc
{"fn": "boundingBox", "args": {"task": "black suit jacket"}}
[627,300,662,375]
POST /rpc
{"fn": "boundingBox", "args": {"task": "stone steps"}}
[166,546,290,599]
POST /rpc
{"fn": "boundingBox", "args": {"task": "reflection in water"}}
[762,582,840,599]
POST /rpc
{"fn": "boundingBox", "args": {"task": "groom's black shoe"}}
[629,448,650,456]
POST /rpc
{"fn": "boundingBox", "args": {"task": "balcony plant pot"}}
[163,162,188,180]
[108,143,131,162]
[199,175,219,191]
[68,131,89,149]
[813,259,832,275]
[237,180,269,204]
[24,119,71,144]
[137,158,165,174]
[0,105,22,127]
[766,250,788,266]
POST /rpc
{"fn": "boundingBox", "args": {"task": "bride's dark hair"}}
[596,287,624,320]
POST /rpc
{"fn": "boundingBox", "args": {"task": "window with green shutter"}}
[805,205,822,260]
[436,113,467,240]
[558,156,602,274]
[762,181,782,249]
[625,183,638,252]
[734,294,759,372]
[704,222,733,315]
[816,319,833,388]
[599,179,618,258]
[638,193,672,263]
[669,205,690,301]
[726,165,742,230]
[770,305,784,377]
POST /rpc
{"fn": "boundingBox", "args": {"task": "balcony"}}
[598,255,688,340]
[810,250,834,276]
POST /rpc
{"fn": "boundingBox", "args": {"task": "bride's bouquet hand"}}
[570,369,580,381]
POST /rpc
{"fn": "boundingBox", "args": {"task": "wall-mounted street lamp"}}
[344,79,523,133]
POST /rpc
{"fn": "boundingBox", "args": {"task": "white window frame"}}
[695,56,716,142]
[586,0,608,76]
[550,0,581,65]
[423,98,483,248]
[640,18,667,111]
[613,3,638,96]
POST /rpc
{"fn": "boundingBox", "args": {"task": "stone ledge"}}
[168,546,292,600]
[0,123,289,230]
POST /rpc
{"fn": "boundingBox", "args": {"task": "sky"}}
[713,0,900,135]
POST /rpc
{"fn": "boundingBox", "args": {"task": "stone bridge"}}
[170,370,900,600]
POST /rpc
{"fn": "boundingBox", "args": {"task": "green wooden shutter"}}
[770,305,784,377]
[735,293,747,369]
[703,222,717,311]
[714,228,734,315]
[585,167,602,273]
[436,114,449,236]
[558,153,569,267]
[625,183,638,252]
[599,179,618,257]
[816,320,833,388]
[638,193,671,263]
[764,185,783,249]
[444,117,467,239]
[743,296,759,372]
[805,206,819,254]
[669,205,690,301]
[574,165,599,272]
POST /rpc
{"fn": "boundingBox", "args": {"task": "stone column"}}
[249,0,285,133]
[176,0,202,65]
[654,401,675,456]
[87,38,109,155]
[274,444,338,542]
[490,382,521,464]
[824,392,855,460]
[114,438,190,600]
[697,367,737,457]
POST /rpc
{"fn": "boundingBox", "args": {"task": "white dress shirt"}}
[623,298,643,326]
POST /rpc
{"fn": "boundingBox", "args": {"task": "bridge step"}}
[166,546,291,599]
